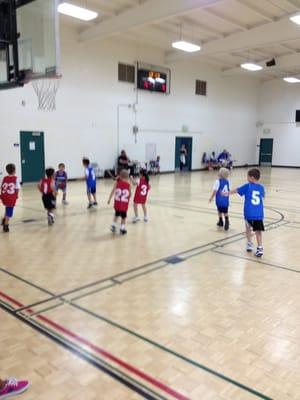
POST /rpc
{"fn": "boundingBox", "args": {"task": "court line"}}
[0,290,273,400]
[212,249,300,274]
[0,291,188,400]
[0,302,165,400]
[6,206,285,313]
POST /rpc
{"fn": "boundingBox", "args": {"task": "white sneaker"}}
[132,216,140,224]
[62,200,69,205]
[246,242,253,252]
[144,216,148,222]
[255,247,263,257]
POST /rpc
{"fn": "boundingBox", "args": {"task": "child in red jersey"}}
[132,169,150,223]
[38,168,56,226]
[0,164,20,233]
[108,169,131,235]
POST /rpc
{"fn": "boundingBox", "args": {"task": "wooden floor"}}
[1,168,300,400]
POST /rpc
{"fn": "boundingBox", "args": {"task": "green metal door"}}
[175,137,193,171]
[259,138,273,166]
[20,131,45,182]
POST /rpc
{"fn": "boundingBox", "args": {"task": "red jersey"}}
[114,180,131,212]
[39,178,55,194]
[133,177,150,204]
[0,175,19,207]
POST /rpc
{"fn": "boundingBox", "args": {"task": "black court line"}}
[0,302,165,400]
[6,206,285,313]
[70,303,273,400]
[212,249,300,275]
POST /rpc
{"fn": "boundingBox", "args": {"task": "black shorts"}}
[42,194,56,210]
[115,210,127,219]
[246,220,264,231]
[217,206,228,214]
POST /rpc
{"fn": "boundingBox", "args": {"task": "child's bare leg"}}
[92,194,97,203]
[120,218,127,233]
[63,191,67,201]
[0,379,5,389]
[4,216,9,225]
[87,192,92,204]
[255,231,262,247]
[245,223,252,242]
[217,212,223,226]
[134,203,138,217]
[142,204,147,218]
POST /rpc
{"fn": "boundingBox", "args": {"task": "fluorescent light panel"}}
[241,63,263,71]
[283,77,300,83]
[172,41,201,53]
[58,2,98,21]
[290,14,300,25]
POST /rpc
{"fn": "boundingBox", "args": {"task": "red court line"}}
[0,290,190,400]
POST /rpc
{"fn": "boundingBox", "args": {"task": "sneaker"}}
[120,229,127,235]
[47,214,55,226]
[0,378,30,399]
[217,219,223,227]
[3,225,9,233]
[110,225,116,233]
[93,202,98,206]
[224,218,229,231]
[87,203,93,209]
[132,216,140,224]
[62,200,69,205]
[255,247,263,257]
[144,216,148,222]
[246,242,253,252]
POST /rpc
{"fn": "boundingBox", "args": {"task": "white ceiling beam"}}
[79,0,225,41]
[233,0,276,22]
[166,16,300,63]
[200,8,248,30]
[222,52,300,75]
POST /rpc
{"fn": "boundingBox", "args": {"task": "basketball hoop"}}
[32,75,61,111]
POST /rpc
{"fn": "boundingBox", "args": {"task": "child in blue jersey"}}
[82,158,97,209]
[55,163,68,205]
[225,168,265,257]
[209,168,230,231]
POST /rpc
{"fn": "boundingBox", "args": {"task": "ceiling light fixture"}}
[241,63,263,71]
[58,2,98,21]
[172,41,201,53]
[283,77,300,83]
[289,14,300,25]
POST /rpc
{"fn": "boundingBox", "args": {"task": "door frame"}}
[175,136,193,171]
[259,138,273,166]
[20,131,45,183]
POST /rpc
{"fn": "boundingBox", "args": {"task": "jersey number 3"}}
[251,190,260,205]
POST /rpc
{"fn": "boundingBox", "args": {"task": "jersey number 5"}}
[251,190,260,205]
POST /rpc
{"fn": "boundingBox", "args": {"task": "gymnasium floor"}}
[0,167,299,400]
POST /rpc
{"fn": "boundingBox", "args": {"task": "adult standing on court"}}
[117,150,134,176]
[179,144,187,171]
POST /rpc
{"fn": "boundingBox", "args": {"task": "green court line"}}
[71,302,273,400]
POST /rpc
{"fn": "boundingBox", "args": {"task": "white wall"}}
[0,26,259,179]
[257,79,300,166]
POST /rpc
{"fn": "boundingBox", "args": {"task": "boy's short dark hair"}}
[45,168,55,178]
[58,163,65,168]
[82,158,90,166]
[6,163,16,175]
[248,168,260,181]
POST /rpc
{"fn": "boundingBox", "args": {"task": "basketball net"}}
[32,75,61,111]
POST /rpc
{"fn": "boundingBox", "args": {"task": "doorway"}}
[175,137,193,171]
[20,131,45,182]
[259,138,273,166]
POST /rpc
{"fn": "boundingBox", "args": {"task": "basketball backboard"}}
[0,0,60,88]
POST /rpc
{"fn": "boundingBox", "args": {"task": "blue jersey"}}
[237,183,265,220]
[214,178,230,208]
[85,167,96,188]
